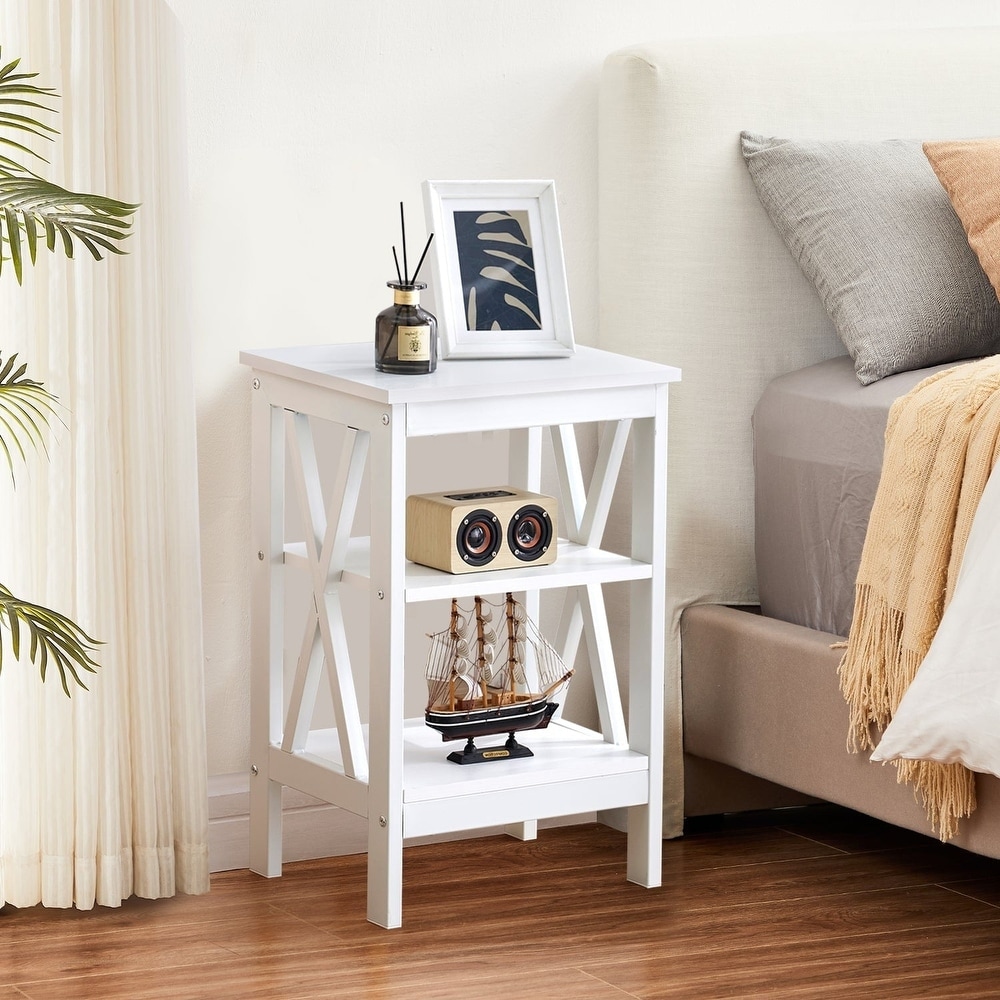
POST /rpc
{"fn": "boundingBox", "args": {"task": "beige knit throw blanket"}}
[839,355,1000,841]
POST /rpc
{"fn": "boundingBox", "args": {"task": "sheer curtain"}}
[0,0,209,907]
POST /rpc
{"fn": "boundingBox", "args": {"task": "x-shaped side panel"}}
[549,420,633,745]
[282,413,369,779]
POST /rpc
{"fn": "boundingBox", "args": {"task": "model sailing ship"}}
[424,593,574,764]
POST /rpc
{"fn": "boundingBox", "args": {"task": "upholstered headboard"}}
[597,28,1000,835]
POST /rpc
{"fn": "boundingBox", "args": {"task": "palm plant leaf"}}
[0,176,138,282]
[0,583,100,695]
[0,48,137,283]
[0,53,58,173]
[0,350,60,481]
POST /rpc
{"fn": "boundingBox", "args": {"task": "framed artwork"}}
[422,179,575,360]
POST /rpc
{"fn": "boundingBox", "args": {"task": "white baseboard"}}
[208,772,595,873]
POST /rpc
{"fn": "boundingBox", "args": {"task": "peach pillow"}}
[924,138,1000,302]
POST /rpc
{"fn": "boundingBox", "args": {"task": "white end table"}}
[240,342,680,928]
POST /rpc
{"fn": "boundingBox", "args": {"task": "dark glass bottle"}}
[375,281,438,374]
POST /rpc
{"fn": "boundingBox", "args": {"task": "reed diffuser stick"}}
[410,233,434,285]
[400,201,409,283]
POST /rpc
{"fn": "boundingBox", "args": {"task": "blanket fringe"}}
[838,587,913,752]
[840,593,977,837]
[894,759,976,843]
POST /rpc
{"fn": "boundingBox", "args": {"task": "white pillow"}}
[871,464,1000,775]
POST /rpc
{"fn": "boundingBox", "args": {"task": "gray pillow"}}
[741,132,1000,384]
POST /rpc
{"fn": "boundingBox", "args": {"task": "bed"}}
[597,28,1000,853]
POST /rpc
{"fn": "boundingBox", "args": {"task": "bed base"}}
[681,604,1000,857]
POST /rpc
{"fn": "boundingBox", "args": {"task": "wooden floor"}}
[4,805,1000,998]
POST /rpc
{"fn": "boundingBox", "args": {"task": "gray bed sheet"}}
[753,354,967,637]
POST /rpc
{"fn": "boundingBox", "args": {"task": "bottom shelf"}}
[294,717,652,839]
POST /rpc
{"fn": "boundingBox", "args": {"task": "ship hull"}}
[425,698,558,743]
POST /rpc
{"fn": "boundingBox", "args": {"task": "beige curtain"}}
[0,0,209,907]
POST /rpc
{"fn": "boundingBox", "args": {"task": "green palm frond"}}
[0,47,137,283]
[0,53,58,174]
[0,176,138,283]
[0,350,60,482]
[0,583,101,695]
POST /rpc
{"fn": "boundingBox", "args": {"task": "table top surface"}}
[240,343,681,406]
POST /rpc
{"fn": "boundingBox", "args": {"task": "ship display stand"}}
[242,343,680,928]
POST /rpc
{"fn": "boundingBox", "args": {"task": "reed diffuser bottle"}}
[375,203,438,374]
[375,280,438,374]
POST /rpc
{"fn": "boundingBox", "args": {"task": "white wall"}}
[162,0,1000,778]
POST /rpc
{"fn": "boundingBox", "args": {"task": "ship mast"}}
[448,598,461,711]
[474,596,490,706]
[505,592,517,704]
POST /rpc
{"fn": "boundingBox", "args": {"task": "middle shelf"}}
[283,536,653,601]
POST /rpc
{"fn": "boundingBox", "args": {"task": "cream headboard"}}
[597,28,1000,835]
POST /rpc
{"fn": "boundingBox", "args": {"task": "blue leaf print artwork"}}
[453,210,542,331]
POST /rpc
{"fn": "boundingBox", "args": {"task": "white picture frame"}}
[422,179,575,360]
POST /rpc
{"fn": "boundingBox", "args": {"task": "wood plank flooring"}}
[4,804,1000,998]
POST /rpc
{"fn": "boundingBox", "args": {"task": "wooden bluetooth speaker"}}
[405,487,558,574]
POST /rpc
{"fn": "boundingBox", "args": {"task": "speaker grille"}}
[507,504,553,562]
[455,509,501,567]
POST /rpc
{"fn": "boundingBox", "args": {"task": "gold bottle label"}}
[394,288,419,306]
[397,324,430,361]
